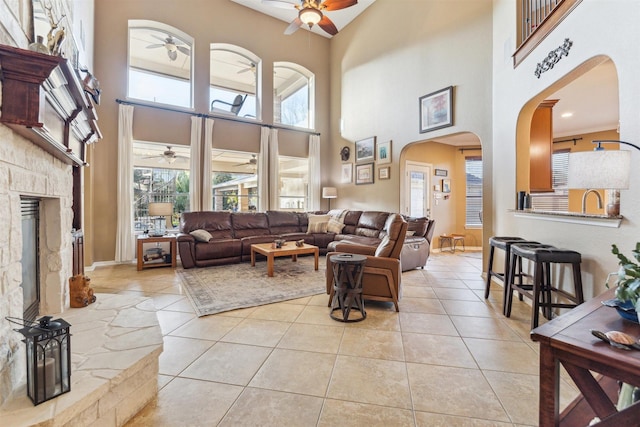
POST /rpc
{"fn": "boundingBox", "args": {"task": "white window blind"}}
[531,150,569,211]
[465,157,482,227]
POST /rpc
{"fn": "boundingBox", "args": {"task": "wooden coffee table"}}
[250,242,319,277]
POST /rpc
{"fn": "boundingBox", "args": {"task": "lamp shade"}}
[568,150,631,190]
[322,187,337,198]
[148,202,174,216]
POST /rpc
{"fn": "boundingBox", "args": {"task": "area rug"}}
[178,256,326,317]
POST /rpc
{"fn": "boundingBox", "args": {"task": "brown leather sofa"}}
[326,213,408,311]
[177,210,401,269]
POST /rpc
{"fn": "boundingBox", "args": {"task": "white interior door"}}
[404,161,432,218]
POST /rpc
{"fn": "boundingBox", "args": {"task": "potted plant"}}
[608,243,640,322]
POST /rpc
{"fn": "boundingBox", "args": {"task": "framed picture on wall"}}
[442,179,451,193]
[419,86,454,133]
[341,163,353,183]
[376,140,392,164]
[379,166,390,180]
[355,163,374,185]
[355,137,376,162]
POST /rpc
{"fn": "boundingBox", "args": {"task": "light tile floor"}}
[89,251,580,426]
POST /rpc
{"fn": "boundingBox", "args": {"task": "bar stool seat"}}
[485,236,538,314]
[505,244,584,329]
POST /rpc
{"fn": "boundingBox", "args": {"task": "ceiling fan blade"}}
[284,17,303,35]
[146,44,164,49]
[322,0,358,11]
[262,0,298,9]
[177,46,191,56]
[151,34,167,42]
[318,15,338,35]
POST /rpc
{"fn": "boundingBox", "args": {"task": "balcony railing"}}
[513,0,582,67]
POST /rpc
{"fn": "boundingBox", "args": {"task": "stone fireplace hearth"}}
[0,124,76,406]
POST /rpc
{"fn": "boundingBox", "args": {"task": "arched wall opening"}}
[400,132,483,250]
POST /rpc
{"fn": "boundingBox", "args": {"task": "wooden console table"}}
[531,288,640,426]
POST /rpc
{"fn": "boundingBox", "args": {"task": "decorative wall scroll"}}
[534,38,573,78]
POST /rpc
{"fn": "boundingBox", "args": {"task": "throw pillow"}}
[190,229,213,242]
[306,214,330,233]
[406,230,416,237]
[326,218,345,234]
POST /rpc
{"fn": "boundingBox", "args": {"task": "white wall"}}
[492,0,640,299]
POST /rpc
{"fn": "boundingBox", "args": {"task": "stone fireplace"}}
[0,124,74,406]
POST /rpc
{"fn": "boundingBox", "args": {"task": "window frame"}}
[277,155,309,211]
[273,62,315,130]
[465,156,483,228]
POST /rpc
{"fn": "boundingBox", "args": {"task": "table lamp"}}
[148,202,173,236]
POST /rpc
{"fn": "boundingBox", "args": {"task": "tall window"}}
[128,21,193,108]
[274,62,314,129]
[210,44,259,119]
[211,149,258,211]
[465,157,483,227]
[530,149,569,211]
[133,142,190,231]
[278,156,308,210]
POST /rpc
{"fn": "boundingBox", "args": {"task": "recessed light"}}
[561,112,573,118]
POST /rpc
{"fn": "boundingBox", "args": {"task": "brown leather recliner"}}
[326,213,408,311]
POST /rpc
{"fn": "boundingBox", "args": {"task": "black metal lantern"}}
[16,316,71,405]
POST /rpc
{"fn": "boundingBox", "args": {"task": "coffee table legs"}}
[267,254,274,277]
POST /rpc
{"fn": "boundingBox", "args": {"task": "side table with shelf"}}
[137,235,177,271]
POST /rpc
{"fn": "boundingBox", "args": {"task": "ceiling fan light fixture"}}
[299,7,322,27]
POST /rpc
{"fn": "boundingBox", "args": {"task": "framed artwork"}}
[434,168,448,177]
[442,179,451,193]
[355,163,374,185]
[376,140,392,165]
[355,137,376,163]
[419,86,454,133]
[341,163,353,183]
[379,166,390,180]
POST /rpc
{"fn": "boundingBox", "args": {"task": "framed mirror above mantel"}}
[0,44,101,166]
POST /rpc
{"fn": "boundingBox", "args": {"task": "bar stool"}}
[505,244,584,329]
[485,236,537,314]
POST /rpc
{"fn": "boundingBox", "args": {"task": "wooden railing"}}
[513,0,582,67]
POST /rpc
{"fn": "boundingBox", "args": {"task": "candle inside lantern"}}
[37,357,56,398]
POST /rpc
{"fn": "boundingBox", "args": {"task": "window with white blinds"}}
[465,157,482,227]
[530,150,569,211]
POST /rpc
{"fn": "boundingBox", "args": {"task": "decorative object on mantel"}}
[419,86,453,133]
[568,140,637,216]
[534,38,573,78]
[7,315,71,405]
[605,242,640,323]
[28,36,49,54]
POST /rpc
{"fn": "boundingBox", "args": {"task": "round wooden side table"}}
[329,253,367,322]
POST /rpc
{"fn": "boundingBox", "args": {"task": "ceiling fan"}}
[146,34,191,61]
[235,154,258,169]
[143,146,188,164]
[237,60,257,75]
[262,0,358,36]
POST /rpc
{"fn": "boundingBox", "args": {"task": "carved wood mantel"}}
[0,44,101,166]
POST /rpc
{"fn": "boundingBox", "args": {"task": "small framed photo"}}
[434,168,448,177]
[355,137,376,163]
[419,86,454,133]
[355,163,374,185]
[341,163,353,183]
[442,179,451,193]
[376,140,392,165]
[379,166,390,180]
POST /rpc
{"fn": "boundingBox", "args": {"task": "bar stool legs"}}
[505,244,584,329]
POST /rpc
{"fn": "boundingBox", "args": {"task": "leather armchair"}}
[326,213,408,311]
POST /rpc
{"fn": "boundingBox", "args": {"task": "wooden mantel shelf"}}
[0,44,101,166]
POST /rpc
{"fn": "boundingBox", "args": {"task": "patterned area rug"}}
[178,256,326,317]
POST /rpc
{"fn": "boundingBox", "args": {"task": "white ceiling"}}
[231,0,376,37]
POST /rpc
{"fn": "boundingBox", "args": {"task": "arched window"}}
[128,20,194,108]
[274,62,315,129]
[210,44,260,119]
